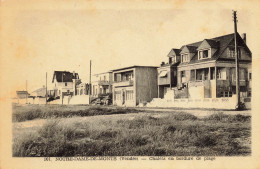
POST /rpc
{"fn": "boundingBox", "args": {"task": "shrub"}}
[205,112,251,122]
[195,135,217,147]
[12,105,142,122]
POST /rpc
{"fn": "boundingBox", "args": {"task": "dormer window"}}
[198,49,211,60]
[169,57,172,64]
[169,55,177,64]
[181,54,189,62]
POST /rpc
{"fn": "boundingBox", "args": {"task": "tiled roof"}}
[52,71,79,83]
[205,39,219,49]
[167,48,181,57]
[177,33,251,65]
[180,45,197,54]
[189,33,234,64]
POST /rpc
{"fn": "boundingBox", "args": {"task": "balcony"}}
[98,80,111,86]
[189,80,204,87]
[113,80,134,87]
[189,80,211,87]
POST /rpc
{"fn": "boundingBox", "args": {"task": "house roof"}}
[167,48,181,57]
[93,71,113,76]
[52,71,79,83]
[16,91,29,95]
[32,87,46,93]
[197,39,219,50]
[180,45,197,54]
[176,33,252,65]
[112,65,158,72]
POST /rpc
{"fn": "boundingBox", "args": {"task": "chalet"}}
[51,71,80,97]
[155,33,251,108]
[75,83,90,96]
[112,66,158,106]
[92,71,113,97]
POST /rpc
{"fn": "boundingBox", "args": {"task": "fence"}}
[147,95,251,109]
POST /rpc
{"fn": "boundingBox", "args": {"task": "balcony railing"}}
[98,80,111,86]
[113,80,134,87]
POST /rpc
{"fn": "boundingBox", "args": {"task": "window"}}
[220,91,232,97]
[169,57,172,64]
[65,82,67,86]
[104,76,106,81]
[181,54,189,62]
[126,90,134,100]
[181,71,185,78]
[239,68,245,81]
[217,68,226,80]
[198,49,211,60]
[116,74,121,82]
[249,72,252,80]
[228,47,241,58]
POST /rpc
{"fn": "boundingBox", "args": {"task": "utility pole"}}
[46,72,48,104]
[89,60,92,95]
[62,72,63,105]
[233,10,241,109]
[26,80,28,104]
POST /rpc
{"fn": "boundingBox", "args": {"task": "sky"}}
[0,0,259,98]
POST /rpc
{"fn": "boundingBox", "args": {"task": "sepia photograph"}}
[1,0,260,169]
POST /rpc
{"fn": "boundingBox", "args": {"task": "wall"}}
[69,95,89,105]
[147,95,249,109]
[158,66,170,85]
[53,79,74,96]
[13,97,47,104]
[113,86,135,106]
[136,67,158,105]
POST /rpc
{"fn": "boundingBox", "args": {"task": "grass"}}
[12,104,141,122]
[13,111,251,157]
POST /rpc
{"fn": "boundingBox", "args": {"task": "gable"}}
[168,49,177,57]
[180,46,190,54]
[218,34,252,61]
[197,40,210,51]
[52,71,79,83]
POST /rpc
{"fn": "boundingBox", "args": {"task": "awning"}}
[159,71,168,77]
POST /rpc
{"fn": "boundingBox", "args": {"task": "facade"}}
[92,71,113,97]
[75,83,90,96]
[112,66,158,106]
[157,33,252,102]
[51,71,80,97]
[158,49,181,98]
[16,91,30,99]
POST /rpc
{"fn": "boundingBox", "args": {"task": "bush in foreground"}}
[13,112,251,156]
[12,105,141,122]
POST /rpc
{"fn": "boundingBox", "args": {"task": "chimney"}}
[73,71,75,76]
[161,62,165,66]
[242,33,246,44]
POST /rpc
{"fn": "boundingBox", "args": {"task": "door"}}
[122,90,125,105]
